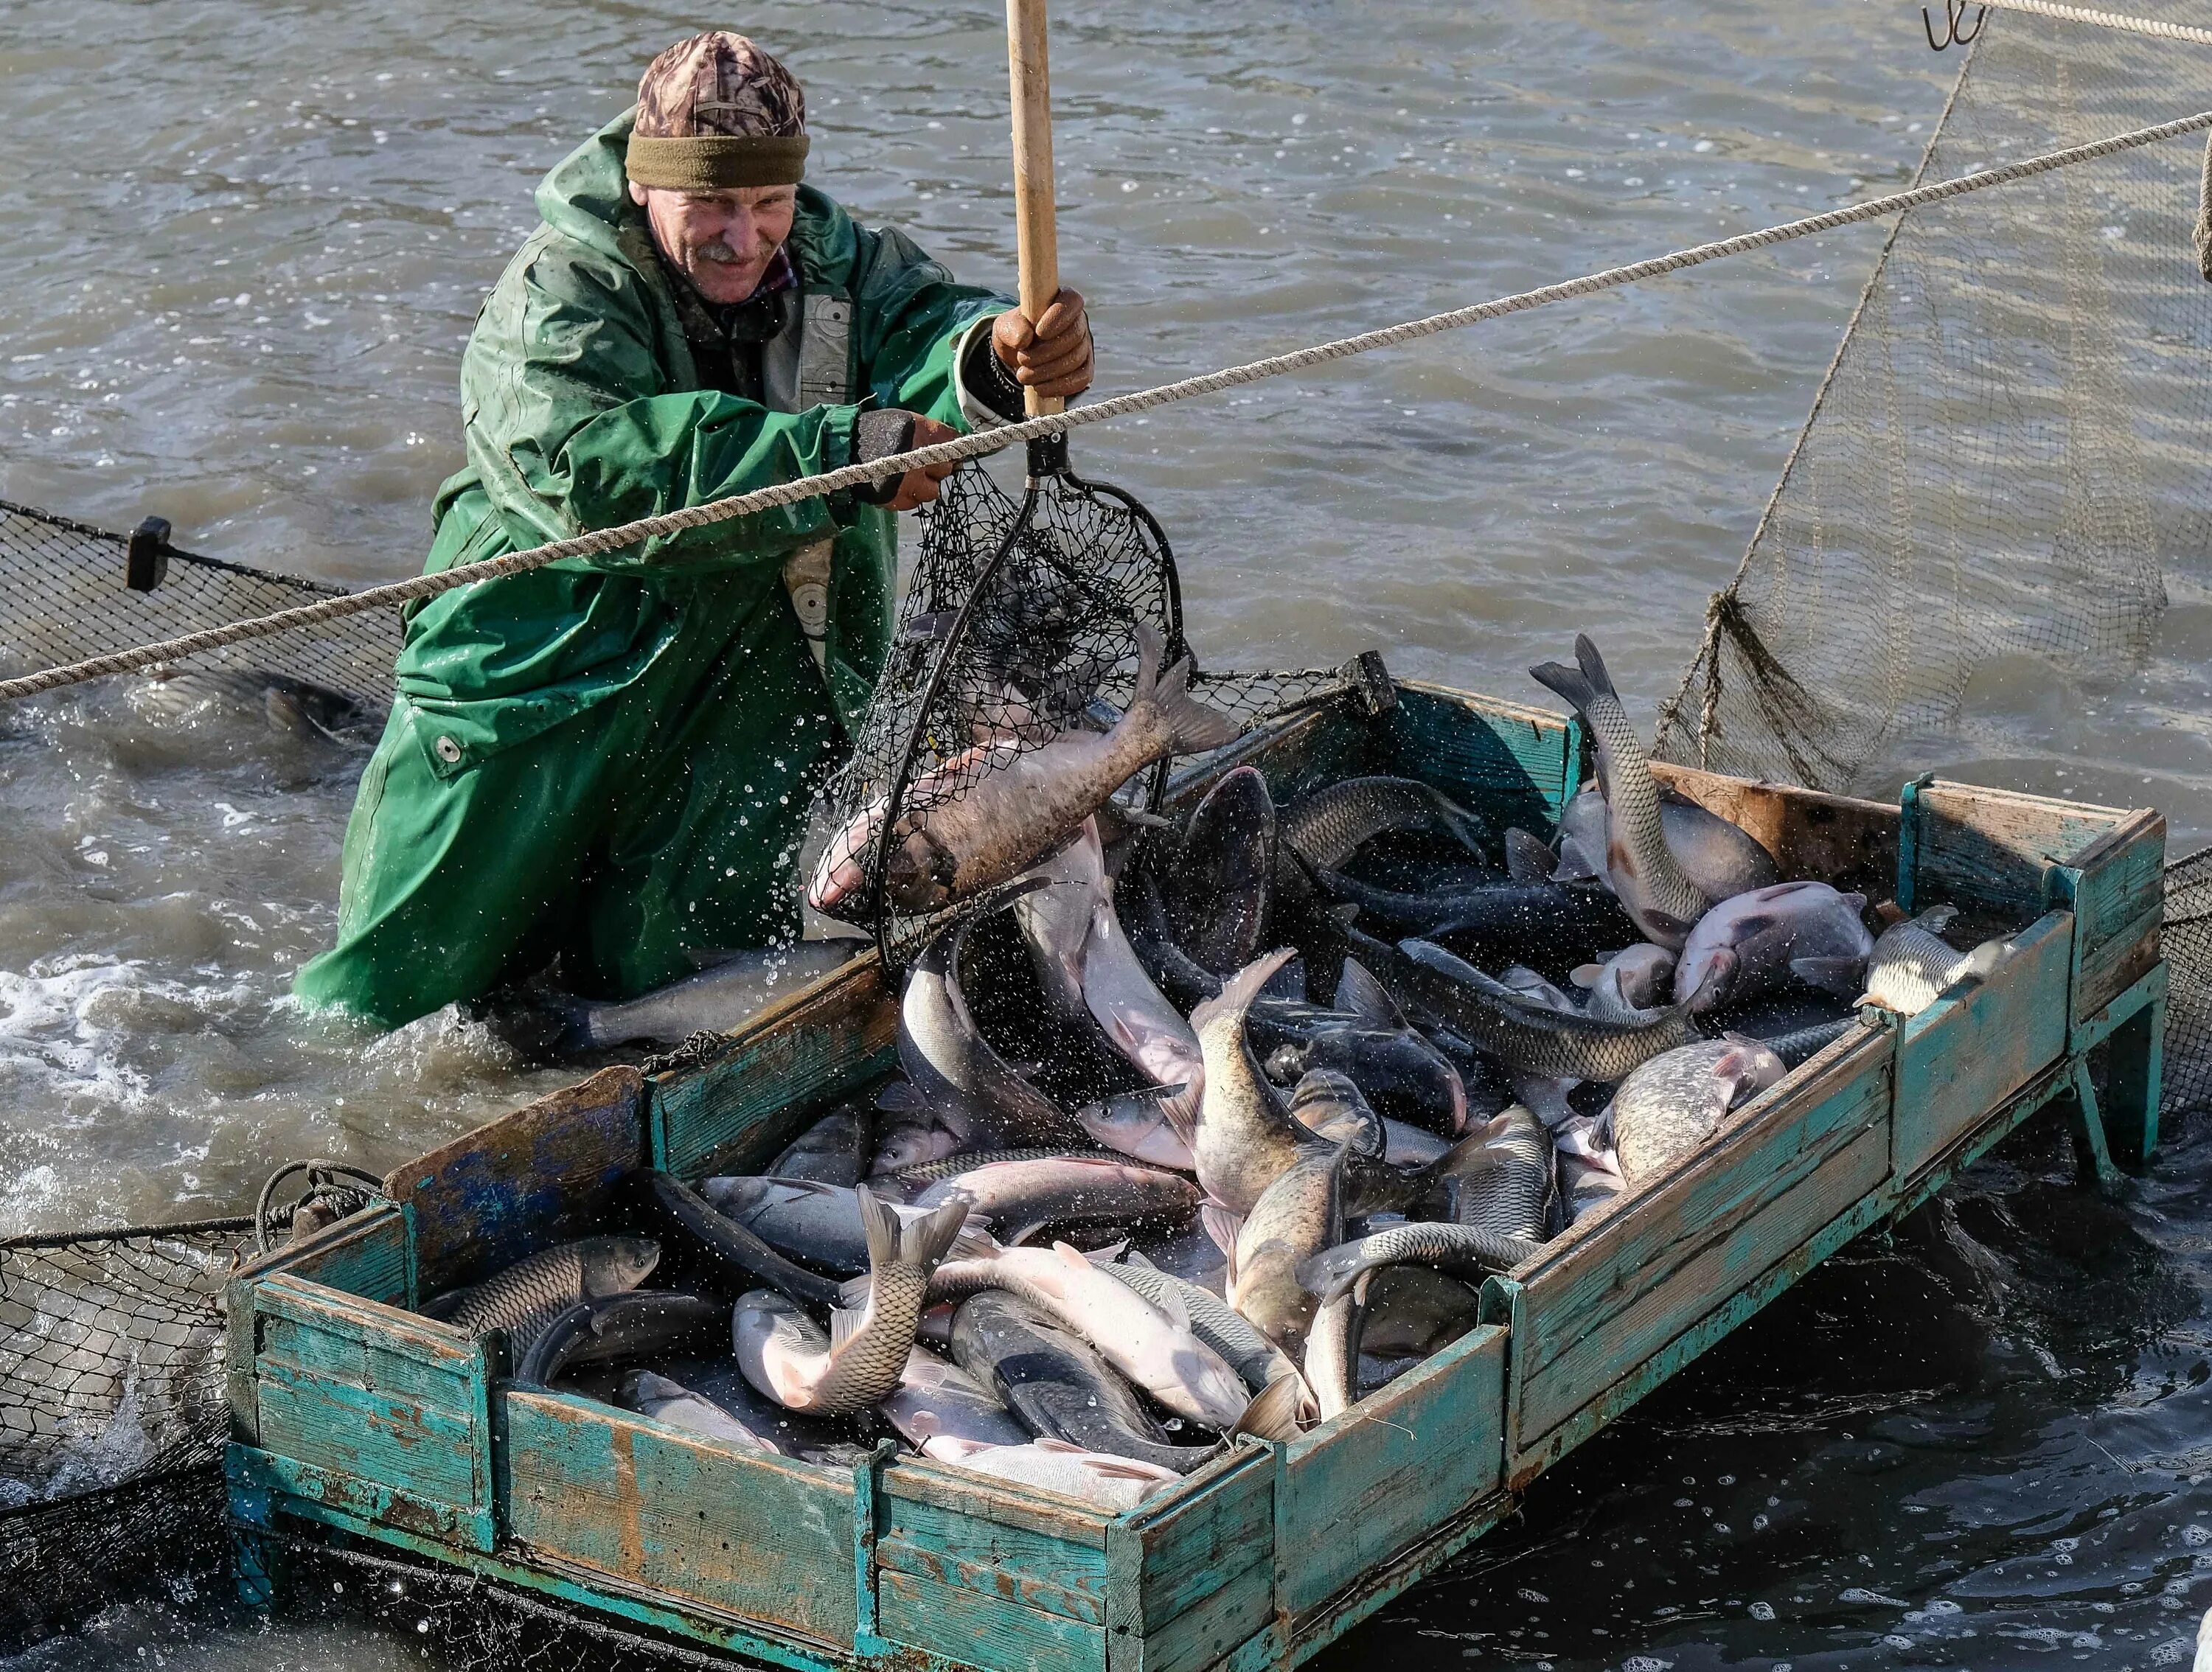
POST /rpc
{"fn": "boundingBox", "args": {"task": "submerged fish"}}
[769,1102,874,1186]
[1571,944,1679,1020]
[642,1171,846,1309]
[1860,906,2011,1015]
[810,621,1239,916]
[1311,868,1638,957]
[1279,776,1491,875]
[548,944,859,1051]
[434,1236,661,1359]
[1358,1266,1481,1359]
[1122,867,1226,1010]
[733,1188,973,1413]
[896,906,1088,1149]
[1528,638,1710,947]
[1552,783,1780,905]
[869,1098,966,1174]
[1672,881,1873,1012]
[911,1153,1201,1246]
[1189,948,1321,1215]
[922,1435,1184,1510]
[698,1175,995,1276]
[1607,1037,1787,1183]
[1164,766,1278,974]
[1264,1025,1467,1137]
[634,1356,862,1462]
[622,1368,787,1454]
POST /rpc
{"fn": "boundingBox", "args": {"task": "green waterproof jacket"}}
[293,110,1011,1025]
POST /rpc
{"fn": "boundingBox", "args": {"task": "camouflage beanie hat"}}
[627,32,809,192]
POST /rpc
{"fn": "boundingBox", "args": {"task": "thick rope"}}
[1957,0,2212,46]
[5,103,2212,706]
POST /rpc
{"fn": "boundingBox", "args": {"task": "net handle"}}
[1006,0,1065,421]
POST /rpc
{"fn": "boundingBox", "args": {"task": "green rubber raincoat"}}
[295,111,1011,1027]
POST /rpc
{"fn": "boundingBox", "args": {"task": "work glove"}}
[853,409,961,512]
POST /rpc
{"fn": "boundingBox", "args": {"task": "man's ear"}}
[627,180,650,207]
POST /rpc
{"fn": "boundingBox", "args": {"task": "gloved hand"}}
[991,288,1093,403]
[854,410,961,512]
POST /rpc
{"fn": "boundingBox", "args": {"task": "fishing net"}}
[822,452,1366,966]
[0,498,400,716]
[2162,845,2212,1124]
[0,1216,249,1642]
[1653,7,2212,796]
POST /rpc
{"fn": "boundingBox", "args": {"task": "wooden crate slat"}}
[878,1566,1107,1672]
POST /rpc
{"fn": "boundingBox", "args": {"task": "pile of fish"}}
[418,633,2025,1512]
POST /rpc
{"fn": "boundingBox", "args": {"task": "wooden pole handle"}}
[1006,0,1062,418]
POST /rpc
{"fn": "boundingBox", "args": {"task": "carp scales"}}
[1190,948,1325,1214]
[1551,782,1780,904]
[910,1152,1201,1245]
[810,622,1238,916]
[1278,776,1491,876]
[1528,636,1711,947]
[1607,1036,1788,1183]
[430,1236,661,1360]
[1860,905,2013,1015]
[1162,765,1278,973]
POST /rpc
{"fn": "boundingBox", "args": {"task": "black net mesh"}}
[2163,845,2212,1124]
[0,1216,248,1642]
[821,451,1352,966]
[0,498,400,717]
[1653,10,2212,795]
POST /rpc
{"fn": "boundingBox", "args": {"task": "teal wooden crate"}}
[228,675,2166,1672]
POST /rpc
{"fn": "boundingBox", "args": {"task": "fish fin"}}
[1157,1082,1201,1146]
[856,1183,900,1272]
[1573,634,1621,703]
[1957,938,2012,985]
[1150,1278,1192,1335]
[1916,904,1961,934]
[1051,1240,1093,1272]
[1503,826,1557,883]
[1429,788,1493,859]
[1334,957,1405,1028]
[1788,955,1868,999]
[1146,635,1243,757]
[1843,891,1869,914]
[1232,1373,1308,1443]
[1082,1240,1130,1266]
[837,1273,873,1311]
[829,1303,867,1353]
[1259,955,1306,1001]
[1200,1202,1243,1261]
[1087,1457,1174,1480]
[1569,962,1603,989]
[907,1194,979,1269]
[1189,947,1299,1033]
[1030,1436,1083,1455]
[1394,937,1485,985]
[947,1219,1002,1264]
[1125,1248,1159,1270]
[875,1080,928,1114]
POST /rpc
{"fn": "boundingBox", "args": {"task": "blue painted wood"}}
[1382,683,1576,835]
[2044,809,2166,1031]
[879,1566,1107,1672]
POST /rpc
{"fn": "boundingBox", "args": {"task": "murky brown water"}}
[3,1,2210,1667]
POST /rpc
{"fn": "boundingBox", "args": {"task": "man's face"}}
[629,181,798,304]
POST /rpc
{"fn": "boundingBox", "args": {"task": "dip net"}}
[1654,5,2212,800]
[818,458,1374,968]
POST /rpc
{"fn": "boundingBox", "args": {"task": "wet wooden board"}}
[1652,762,1899,896]
[501,1389,858,1649]
[1382,683,1579,832]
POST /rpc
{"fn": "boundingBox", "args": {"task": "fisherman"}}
[294,31,1094,1028]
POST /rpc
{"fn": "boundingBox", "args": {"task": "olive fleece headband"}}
[625,133,810,191]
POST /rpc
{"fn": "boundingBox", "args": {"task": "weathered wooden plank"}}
[877,1539,1106,1627]
[1905,779,2126,915]
[1384,683,1577,829]
[2048,809,2166,1025]
[1514,1028,1892,1378]
[1110,1553,1274,1672]
[255,1361,480,1508]
[1105,1446,1273,1634]
[1893,909,2073,1180]
[1277,1323,1506,1620]
[652,959,899,1180]
[882,1457,1112,1550]
[383,1066,645,1298]
[877,1484,1107,1626]
[228,1443,484,1549]
[1651,763,1899,895]
[257,1309,473,1411]
[877,1566,1107,1672]
[499,1389,858,1646]
[1520,1118,1889,1449]
[232,1205,412,1306]
[2097,965,2167,1168]
[253,1271,473,1367]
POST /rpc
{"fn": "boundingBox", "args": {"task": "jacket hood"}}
[535,107,859,290]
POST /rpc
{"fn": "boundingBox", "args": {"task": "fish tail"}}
[905,1193,980,1270]
[1232,1371,1310,1442]
[1191,947,1299,1034]
[1573,634,1621,706]
[1148,649,1242,758]
[1527,658,1598,717]
[855,1182,899,1274]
